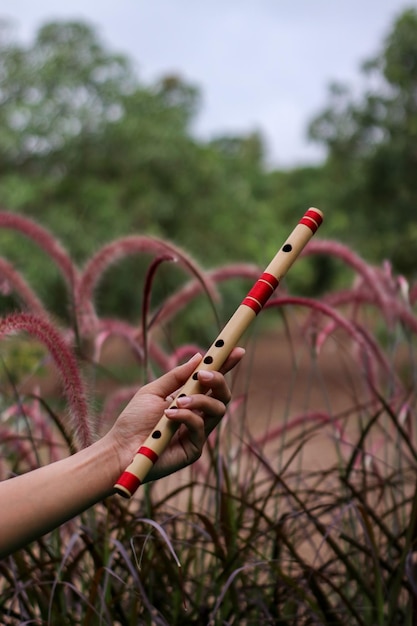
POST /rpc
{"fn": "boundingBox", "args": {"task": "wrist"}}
[103,429,145,482]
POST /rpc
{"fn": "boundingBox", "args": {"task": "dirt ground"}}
[228,325,367,467]
[234,327,365,425]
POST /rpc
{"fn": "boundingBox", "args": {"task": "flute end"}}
[113,485,132,498]
[309,207,324,220]
[113,470,142,498]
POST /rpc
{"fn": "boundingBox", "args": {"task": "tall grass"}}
[1,210,417,624]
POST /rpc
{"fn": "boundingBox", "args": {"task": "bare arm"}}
[0,349,244,558]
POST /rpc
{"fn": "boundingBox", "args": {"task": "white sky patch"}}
[2,0,412,166]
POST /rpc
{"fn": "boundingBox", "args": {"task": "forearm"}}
[0,434,120,559]
[0,352,242,559]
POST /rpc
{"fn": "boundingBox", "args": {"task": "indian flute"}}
[114,207,324,498]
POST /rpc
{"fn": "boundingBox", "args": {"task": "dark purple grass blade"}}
[141,254,176,380]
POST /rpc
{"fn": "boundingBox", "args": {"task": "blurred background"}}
[3,6,417,622]
[1,1,416,322]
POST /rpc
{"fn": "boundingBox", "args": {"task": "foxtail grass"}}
[1,212,417,624]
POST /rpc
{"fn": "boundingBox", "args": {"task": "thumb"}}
[144,353,202,399]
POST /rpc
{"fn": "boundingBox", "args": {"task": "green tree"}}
[308,8,417,275]
[0,19,285,320]
[0,20,136,169]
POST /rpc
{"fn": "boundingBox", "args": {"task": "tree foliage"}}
[309,8,417,275]
[1,8,417,321]
[0,19,281,318]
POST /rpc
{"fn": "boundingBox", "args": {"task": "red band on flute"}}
[138,445,159,464]
[242,272,279,314]
[299,209,323,233]
[115,471,141,495]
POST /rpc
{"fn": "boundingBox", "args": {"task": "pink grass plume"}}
[0,211,78,292]
[76,234,220,336]
[0,312,92,449]
[0,258,47,317]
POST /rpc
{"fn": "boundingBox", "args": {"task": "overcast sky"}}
[2,1,415,167]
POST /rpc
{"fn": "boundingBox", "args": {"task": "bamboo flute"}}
[114,207,324,498]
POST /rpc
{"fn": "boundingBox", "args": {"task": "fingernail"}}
[176,395,192,407]
[198,370,214,382]
[165,407,178,416]
[188,352,201,363]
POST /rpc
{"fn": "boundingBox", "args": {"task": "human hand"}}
[107,348,245,482]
